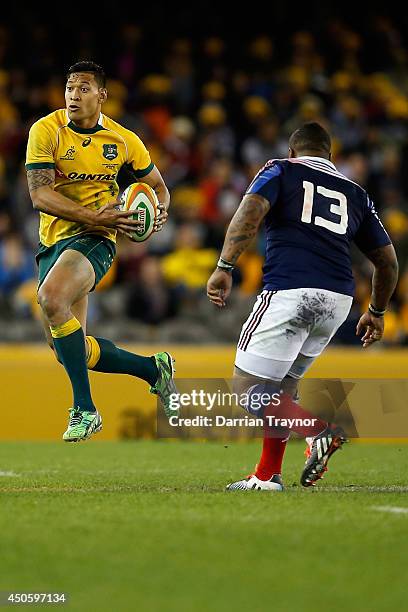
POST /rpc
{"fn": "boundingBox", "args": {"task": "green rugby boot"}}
[63,408,102,442]
[150,352,178,419]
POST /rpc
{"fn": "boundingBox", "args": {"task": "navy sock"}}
[88,336,158,386]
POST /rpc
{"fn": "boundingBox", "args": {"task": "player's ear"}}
[99,88,108,104]
[288,147,295,159]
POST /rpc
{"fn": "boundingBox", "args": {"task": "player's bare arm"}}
[27,167,55,191]
[367,244,399,311]
[141,165,170,232]
[221,193,270,263]
[207,193,270,307]
[27,168,142,233]
[356,243,399,348]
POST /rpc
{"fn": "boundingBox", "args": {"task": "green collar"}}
[67,121,105,134]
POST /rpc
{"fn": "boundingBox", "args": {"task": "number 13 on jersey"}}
[301,180,348,235]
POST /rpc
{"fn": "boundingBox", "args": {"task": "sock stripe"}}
[86,336,101,369]
[50,317,81,339]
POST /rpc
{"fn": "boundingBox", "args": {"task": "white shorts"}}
[235,287,353,381]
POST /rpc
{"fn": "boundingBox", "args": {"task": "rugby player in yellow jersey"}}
[26,61,177,442]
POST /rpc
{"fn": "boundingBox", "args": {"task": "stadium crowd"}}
[1,14,408,343]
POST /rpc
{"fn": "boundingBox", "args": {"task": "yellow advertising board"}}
[0,345,407,440]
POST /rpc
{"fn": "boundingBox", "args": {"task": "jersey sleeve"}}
[353,196,391,254]
[246,161,282,207]
[25,120,55,170]
[126,132,154,178]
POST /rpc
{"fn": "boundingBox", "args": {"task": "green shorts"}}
[36,234,116,291]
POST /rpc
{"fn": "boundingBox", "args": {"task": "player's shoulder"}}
[30,109,68,133]
[286,157,367,194]
[101,114,142,144]
[263,157,288,169]
[255,158,287,179]
[247,158,286,193]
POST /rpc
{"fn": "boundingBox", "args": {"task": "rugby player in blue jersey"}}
[207,122,398,490]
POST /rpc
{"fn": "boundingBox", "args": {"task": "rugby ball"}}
[119,182,159,242]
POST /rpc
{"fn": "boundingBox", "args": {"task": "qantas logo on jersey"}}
[67,172,117,181]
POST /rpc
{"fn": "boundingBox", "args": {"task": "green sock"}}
[87,336,158,386]
[51,318,96,413]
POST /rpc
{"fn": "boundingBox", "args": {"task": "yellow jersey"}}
[26,109,153,247]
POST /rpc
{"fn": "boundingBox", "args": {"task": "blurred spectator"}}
[164,39,194,113]
[161,223,217,292]
[337,153,370,187]
[115,238,148,285]
[330,96,366,151]
[116,24,141,87]
[162,116,197,188]
[237,246,264,296]
[199,157,245,226]
[0,233,34,297]
[283,94,327,137]
[196,103,235,171]
[241,117,287,168]
[126,256,179,324]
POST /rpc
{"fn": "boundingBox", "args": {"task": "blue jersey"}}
[246,156,391,296]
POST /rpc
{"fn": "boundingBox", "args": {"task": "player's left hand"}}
[153,203,168,232]
[207,268,233,307]
[356,311,384,348]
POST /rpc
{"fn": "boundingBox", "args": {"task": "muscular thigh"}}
[39,249,95,306]
[235,289,309,380]
[235,288,352,381]
[38,248,93,348]
[299,290,353,357]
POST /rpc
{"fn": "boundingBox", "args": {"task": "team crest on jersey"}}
[60,146,76,160]
[103,144,118,160]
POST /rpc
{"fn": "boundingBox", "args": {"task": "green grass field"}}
[1,440,407,612]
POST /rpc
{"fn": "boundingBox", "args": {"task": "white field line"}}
[0,471,20,477]
[372,505,408,514]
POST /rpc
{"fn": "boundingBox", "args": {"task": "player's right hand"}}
[92,201,143,233]
[207,268,233,307]
[356,311,384,348]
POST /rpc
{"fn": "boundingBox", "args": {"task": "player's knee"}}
[281,375,300,400]
[235,380,280,416]
[38,286,69,321]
